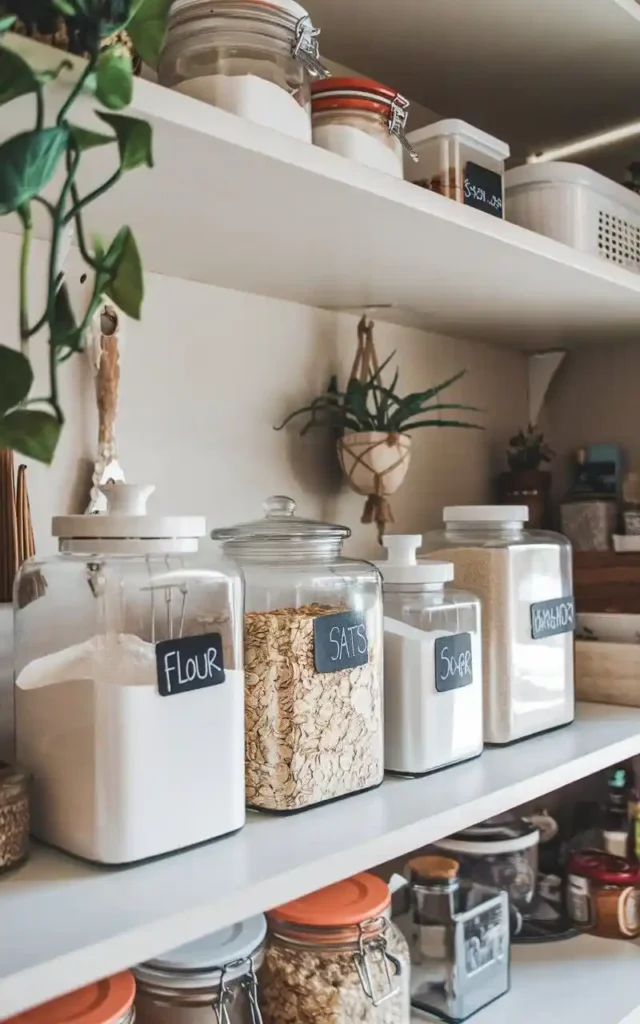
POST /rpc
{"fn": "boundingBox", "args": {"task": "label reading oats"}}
[314,611,369,674]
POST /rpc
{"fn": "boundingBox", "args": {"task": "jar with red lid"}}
[261,872,410,1023]
[4,973,136,1024]
[311,78,416,178]
[567,850,640,939]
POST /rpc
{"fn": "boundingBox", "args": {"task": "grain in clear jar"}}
[0,761,29,873]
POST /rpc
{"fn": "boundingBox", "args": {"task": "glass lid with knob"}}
[211,495,350,558]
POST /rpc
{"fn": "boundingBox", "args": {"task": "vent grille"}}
[598,210,640,269]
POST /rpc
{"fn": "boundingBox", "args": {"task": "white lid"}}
[407,118,510,161]
[443,505,529,524]
[134,915,267,989]
[506,161,640,215]
[375,535,454,584]
[53,484,206,555]
[435,818,540,856]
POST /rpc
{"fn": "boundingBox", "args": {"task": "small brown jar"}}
[0,761,29,873]
[567,850,640,939]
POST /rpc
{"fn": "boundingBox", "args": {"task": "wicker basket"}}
[575,640,640,707]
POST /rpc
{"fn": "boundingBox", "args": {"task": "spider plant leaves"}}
[401,418,483,432]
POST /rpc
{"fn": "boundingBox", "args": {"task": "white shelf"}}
[413,935,640,1024]
[1,703,640,1017]
[3,38,640,348]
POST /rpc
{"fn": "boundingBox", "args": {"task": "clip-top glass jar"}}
[567,851,640,939]
[212,495,383,813]
[159,0,329,141]
[14,483,245,865]
[261,873,410,1024]
[4,973,136,1024]
[423,506,575,745]
[134,915,266,1023]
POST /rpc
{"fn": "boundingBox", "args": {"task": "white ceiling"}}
[306,0,640,177]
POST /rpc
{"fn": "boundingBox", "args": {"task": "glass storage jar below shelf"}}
[211,495,384,814]
[3,973,136,1024]
[14,482,245,865]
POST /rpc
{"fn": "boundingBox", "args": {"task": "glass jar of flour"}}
[212,495,383,814]
[376,536,483,776]
[159,0,329,141]
[423,506,575,745]
[14,483,245,864]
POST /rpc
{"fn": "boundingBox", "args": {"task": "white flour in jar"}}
[174,73,312,140]
[313,122,403,176]
[15,634,245,863]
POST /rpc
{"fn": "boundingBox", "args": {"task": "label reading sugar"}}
[155,632,225,697]
[530,596,575,640]
[314,611,368,674]
[435,633,473,692]
[463,161,503,218]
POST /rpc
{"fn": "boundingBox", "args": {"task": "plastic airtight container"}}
[14,483,245,864]
[4,973,136,1024]
[406,119,509,218]
[311,77,413,177]
[159,0,329,141]
[376,535,483,776]
[423,506,575,745]
[134,916,267,1022]
[212,495,384,814]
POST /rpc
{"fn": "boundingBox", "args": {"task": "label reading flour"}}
[314,611,369,674]
[155,632,225,697]
[435,633,474,693]
[530,596,575,640]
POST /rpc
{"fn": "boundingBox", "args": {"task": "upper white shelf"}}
[1,702,640,1018]
[2,38,640,349]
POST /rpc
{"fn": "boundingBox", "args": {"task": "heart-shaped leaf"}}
[0,409,62,463]
[0,345,33,413]
[0,13,17,31]
[102,225,143,318]
[96,110,153,170]
[0,126,68,216]
[51,282,80,349]
[126,0,171,67]
[69,123,115,152]
[95,45,133,110]
[0,47,38,107]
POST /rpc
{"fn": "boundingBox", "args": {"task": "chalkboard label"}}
[155,632,225,697]
[530,597,575,640]
[435,633,474,693]
[463,161,503,218]
[314,611,369,674]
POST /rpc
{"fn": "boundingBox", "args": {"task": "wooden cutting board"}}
[574,552,640,612]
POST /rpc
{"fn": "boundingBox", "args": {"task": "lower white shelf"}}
[412,935,640,1024]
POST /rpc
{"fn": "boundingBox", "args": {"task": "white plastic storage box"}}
[505,162,640,273]
[406,118,509,219]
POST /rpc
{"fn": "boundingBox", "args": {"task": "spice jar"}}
[262,873,410,1023]
[159,0,329,141]
[0,761,29,873]
[311,78,414,177]
[376,536,483,776]
[212,496,383,813]
[134,915,266,1023]
[4,973,136,1024]
[567,850,640,939]
[14,483,245,865]
[423,506,575,745]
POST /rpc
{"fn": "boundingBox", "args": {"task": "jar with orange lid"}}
[567,850,640,939]
[261,872,410,1023]
[4,972,136,1024]
[311,78,415,178]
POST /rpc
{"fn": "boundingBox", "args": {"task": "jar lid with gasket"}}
[569,850,640,885]
[4,973,136,1024]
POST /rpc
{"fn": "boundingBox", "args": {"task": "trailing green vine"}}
[0,0,169,463]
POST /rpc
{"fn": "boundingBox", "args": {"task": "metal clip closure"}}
[212,957,263,1024]
[292,15,330,79]
[353,918,402,1007]
[387,93,418,162]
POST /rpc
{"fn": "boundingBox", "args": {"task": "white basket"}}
[505,162,640,273]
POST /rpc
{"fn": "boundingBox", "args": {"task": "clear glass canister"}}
[262,873,411,1024]
[3,973,136,1024]
[376,536,483,776]
[14,483,245,865]
[423,506,575,745]
[311,78,412,178]
[211,495,383,813]
[159,0,328,141]
[134,916,267,1023]
[0,761,29,873]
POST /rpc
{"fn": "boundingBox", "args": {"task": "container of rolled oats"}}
[261,873,411,1024]
[211,495,384,814]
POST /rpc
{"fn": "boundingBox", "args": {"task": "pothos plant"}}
[0,0,169,463]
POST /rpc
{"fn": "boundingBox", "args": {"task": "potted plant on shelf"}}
[0,0,170,464]
[498,424,555,528]
[276,319,482,539]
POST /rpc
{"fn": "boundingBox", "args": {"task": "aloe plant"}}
[275,351,482,436]
[0,0,169,463]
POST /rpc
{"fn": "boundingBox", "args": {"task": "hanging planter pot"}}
[338,430,411,533]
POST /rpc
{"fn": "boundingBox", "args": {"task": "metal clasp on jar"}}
[387,93,418,162]
[213,956,263,1024]
[292,15,330,79]
[353,917,403,1007]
